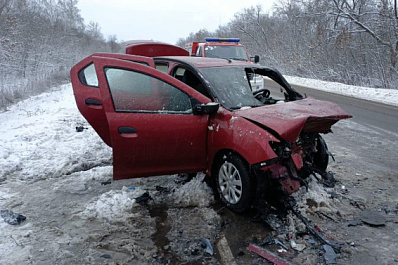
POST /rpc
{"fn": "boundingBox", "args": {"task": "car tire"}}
[314,135,329,172]
[215,154,252,213]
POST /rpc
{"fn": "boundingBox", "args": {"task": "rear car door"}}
[71,53,155,146]
[73,55,210,180]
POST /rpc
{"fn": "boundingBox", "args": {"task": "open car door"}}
[71,54,211,180]
[71,53,155,146]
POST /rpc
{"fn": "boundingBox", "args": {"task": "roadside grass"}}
[0,71,70,111]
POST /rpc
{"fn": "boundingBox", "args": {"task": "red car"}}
[71,49,351,212]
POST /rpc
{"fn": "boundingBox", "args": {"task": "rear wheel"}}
[216,154,252,213]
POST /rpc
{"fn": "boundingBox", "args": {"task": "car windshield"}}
[204,45,249,61]
[199,66,262,110]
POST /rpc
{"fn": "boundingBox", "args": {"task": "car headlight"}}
[270,141,291,160]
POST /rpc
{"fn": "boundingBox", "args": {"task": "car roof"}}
[154,56,253,69]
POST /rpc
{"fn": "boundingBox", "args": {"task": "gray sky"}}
[77,0,276,45]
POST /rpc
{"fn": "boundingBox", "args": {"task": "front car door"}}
[73,54,211,180]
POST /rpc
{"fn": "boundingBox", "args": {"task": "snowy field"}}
[0,79,397,264]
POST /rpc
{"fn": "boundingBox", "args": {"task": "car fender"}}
[207,108,279,175]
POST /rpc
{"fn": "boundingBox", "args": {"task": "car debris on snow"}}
[248,244,292,265]
[0,209,26,225]
[100,180,112,185]
[134,191,152,205]
[290,239,306,251]
[323,244,337,264]
[359,209,387,226]
[202,238,214,255]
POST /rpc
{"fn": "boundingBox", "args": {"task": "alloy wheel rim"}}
[218,161,243,204]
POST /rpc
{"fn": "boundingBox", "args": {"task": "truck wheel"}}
[216,154,252,213]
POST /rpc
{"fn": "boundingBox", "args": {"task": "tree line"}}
[177,0,398,90]
[0,0,121,109]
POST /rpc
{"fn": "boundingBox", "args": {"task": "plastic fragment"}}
[100,254,111,259]
[203,238,214,255]
[128,186,136,191]
[1,209,26,225]
[75,126,87,132]
[248,244,292,265]
[274,239,289,250]
[290,240,306,251]
[323,244,337,264]
[134,192,151,204]
[101,180,111,185]
[359,210,386,226]
[307,239,316,244]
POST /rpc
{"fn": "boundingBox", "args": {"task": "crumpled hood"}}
[236,98,352,143]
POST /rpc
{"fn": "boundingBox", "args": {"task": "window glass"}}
[79,63,98,87]
[204,45,249,61]
[155,63,169,73]
[197,46,203,56]
[105,67,192,113]
[199,66,261,109]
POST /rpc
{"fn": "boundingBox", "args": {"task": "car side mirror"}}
[251,55,260,63]
[194,102,219,115]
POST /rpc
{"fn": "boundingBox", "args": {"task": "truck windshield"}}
[204,45,249,61]
[199,66,262,110]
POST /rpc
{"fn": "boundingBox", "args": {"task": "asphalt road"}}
[264,79,398,136]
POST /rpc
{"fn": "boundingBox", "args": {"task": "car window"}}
[78,63,99,87]
[104,67,192,114]
[204,45,249,61]
[199,66,261,109]
[155,62,169,73]
[197,46,203,56]
[173,67,212,98]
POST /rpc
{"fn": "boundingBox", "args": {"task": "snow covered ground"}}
[286,76,398,107]
[0,78,397,264]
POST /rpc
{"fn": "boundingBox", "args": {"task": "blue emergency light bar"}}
[205,37,240,43]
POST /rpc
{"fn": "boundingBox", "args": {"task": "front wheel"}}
[216,154,252,213]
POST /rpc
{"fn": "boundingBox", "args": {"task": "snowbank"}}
[286,76,398,107]
[169,174,215,207]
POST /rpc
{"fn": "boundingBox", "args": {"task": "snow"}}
[286,75,398,107]
[80,186,145,223]
[0,84,112,182]
[169,173,215,207]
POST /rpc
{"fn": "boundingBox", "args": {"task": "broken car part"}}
[1,209,26,225]
[248,244,292,265]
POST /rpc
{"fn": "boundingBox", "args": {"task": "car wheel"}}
[314,135,329,172]
[216,154,252,213]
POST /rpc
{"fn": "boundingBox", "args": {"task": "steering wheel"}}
[253,88,270,99]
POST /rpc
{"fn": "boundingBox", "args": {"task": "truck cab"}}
[185,38,263,90]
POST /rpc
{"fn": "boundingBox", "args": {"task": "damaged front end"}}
[253,132,337,199]
[236,98,351,197]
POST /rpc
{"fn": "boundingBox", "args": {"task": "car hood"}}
[236,98,352,143]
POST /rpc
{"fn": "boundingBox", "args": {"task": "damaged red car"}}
[71,46,351,212]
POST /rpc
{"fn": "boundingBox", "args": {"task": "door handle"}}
[85,98,102,106]
[118,127,138,134]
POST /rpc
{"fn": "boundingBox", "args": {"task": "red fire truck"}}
[185,38,263,90]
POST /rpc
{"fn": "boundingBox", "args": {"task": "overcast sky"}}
[77,0,276,45]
